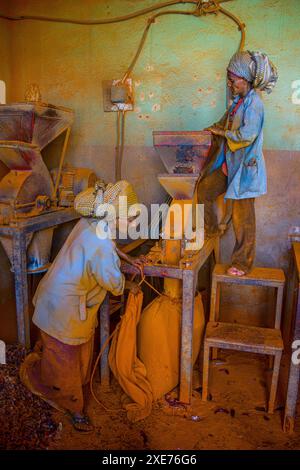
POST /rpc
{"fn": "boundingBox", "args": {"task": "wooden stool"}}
[202,322,283,413]
[202,264,285,413]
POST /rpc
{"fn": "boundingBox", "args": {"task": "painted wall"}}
[0,2,11,101]
[6,1,300,186]
[6,0,300,252]
[0,0,300,341]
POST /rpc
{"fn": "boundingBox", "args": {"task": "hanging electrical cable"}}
[115,110,121,181]
[1,0,246,182]
[0,1,234,24]
[118,110,126,181]
[218,5,245,50]
[116,2,245,179]
[121,9,198,84]
[122,3,245,83]
[115,109,127,182]
[0,1,245,52]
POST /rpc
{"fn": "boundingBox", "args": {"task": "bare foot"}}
[227,266,245,276]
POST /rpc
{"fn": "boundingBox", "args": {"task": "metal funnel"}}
[158,174,198,200]
[153,130,211,176]
[0,102,74,272]
[154,130,211,201]
[0,102,74,149]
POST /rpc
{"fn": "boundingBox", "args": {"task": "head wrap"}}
[74,179,140,220]
[227,50,278,94]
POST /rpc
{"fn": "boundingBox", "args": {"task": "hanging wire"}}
[116,2,245,179]
[121,3,245,82]
[115,109,127,181]
[115,110,121,181]
[90,327,124,413]
[0,1,234,25]
[121,9,198,83]
[118,110,126,179]
[1,0,245,183]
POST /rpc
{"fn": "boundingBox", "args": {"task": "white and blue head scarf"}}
[227,50,278,94]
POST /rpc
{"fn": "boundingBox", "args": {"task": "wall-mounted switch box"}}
[102,78,134,112]
[111,84,128,103]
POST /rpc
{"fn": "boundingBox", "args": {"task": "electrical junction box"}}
[111,84,128,103]
[102,78,134,112]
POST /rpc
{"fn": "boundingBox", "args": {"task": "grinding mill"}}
[0,102,75,272]
[154,130,212,291]
[101,130,220,405]
[137,131,211,399]
[0,100,97,347]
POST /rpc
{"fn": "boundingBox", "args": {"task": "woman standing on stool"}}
[198,50,278,276]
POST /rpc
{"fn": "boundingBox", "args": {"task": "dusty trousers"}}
[197,168,256,273]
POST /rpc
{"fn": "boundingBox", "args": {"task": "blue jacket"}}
[210,89,266,200]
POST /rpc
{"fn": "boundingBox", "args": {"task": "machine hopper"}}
[0,102,74,272]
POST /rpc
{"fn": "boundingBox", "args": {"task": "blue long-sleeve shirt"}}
[210,89,267,200]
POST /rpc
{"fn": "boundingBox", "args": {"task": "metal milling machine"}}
[102,130,220,405]
[0,99,97,347]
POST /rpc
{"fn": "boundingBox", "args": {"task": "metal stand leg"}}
[210,278,220,360]
[179,270,195,404]
[99,293,110,389]
[12,231,30,349]
[202,343,210,401]
[268,351,282,414]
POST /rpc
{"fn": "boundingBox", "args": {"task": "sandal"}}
[227,266,246,277]
[67,412,94,433]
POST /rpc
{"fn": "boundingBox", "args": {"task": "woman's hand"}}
[126,255,145,276]
[207,127,226,137]
[116,248,146,276]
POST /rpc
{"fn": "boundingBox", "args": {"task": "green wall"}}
[6,0,300,154]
